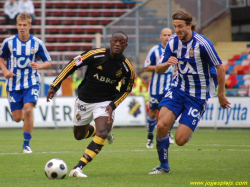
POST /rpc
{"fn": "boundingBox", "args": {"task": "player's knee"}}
[175,139,186,146]
[156,122,165,131]
[13,116,23,122]
[74,130,87,140]
[74,134,84,140]
[23,108,33,119]
[148,110,157,119]
[96,130,109,139]
[12,110,23,122]
[23,103,35,116]
[73,125,89,140]
[175,136,188,146]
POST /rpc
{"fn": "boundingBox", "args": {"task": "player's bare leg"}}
[157,107,175,137]
[12,110,24,122]
[175,124,193,146]
[96,116,114,143]
[23,102,34,133]
[95,116,112,139]
[69,116,113,177]
[22,102,35,153]
[73,125,90,140]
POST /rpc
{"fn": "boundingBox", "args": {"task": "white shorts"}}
[73,98,115,126]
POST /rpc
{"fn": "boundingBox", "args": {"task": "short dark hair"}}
[112,31,128,42]
[172,11,196,31]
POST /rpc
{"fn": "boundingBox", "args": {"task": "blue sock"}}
[147,115,156,138]
[23,132,32,148]
[156,135,170,170]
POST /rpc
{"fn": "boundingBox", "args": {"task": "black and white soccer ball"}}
[44,158,68,179]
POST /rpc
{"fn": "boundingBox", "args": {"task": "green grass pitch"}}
[0,127,249,187]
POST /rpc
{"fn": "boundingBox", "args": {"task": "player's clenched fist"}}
[167,56,178,65]
[30,61,40,70]
[155,56,178,74]
[46,88,56,102]
[3,69,15,79]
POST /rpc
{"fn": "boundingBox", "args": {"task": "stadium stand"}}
[0,0,139,76]
[1,0,249,98]
[219,43,250,96]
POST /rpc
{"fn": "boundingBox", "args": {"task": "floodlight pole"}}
[197,0,201,30]
[135,9,139,72]
[40,0,46,97]
[167,0,171,29]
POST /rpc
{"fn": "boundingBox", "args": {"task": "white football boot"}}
[23,146,33,153]
[69,167,87,178]
[146,139,154,148]
[168,132,175,144]
[107,131,114,144]
[149,166,170,174]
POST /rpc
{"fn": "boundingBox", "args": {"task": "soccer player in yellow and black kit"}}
[46,31,135,177]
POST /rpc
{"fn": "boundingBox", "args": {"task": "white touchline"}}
[0,148,250,155]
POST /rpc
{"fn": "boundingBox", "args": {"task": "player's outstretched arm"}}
[216,64,231,109]
[47,58,79,102]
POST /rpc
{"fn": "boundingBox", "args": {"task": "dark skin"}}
[46,33,128,140]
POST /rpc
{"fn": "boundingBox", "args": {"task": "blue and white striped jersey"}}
[144,43,175,96]
[161,32,221,100]
[0,34,51,91]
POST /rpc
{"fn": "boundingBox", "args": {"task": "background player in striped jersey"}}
[149,11,230,174]
[144,28,176,148]
[0,13,51,153]
[46,31,134,177]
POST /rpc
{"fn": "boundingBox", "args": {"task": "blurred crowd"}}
[130,71,151,112]
[3,0,35,25]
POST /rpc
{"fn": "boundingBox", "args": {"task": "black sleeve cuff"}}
[109,102,116,110]
[50,85,58,92]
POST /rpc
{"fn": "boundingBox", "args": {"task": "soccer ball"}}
[44,158,68,179]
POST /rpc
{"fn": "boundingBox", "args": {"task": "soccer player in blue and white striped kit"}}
[0,13,51,153]
[149,11,230,174]
[144,28,176,148]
